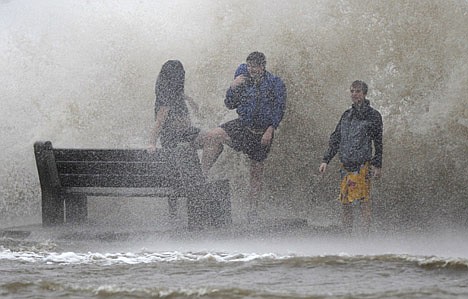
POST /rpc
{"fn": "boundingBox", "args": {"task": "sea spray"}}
[0,0,467,229]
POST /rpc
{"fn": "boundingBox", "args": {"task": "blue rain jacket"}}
[225,64,286,130]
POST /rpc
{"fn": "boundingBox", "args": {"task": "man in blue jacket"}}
[202,52,287,222]
[319,80,383,234]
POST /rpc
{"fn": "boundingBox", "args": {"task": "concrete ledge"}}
[0,219,342,243]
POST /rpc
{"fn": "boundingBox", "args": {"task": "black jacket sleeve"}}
[370,110,383,168]
[323,114,343,164]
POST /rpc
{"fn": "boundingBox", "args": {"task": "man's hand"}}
[261,127,274,145]
[230,74,248,89]
[319,163,328,174]
[372,167,382,179]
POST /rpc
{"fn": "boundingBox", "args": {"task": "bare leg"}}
[200,127,230,176]
[360,200,372,235]
[341,203,353,235]
[249,160,264,213]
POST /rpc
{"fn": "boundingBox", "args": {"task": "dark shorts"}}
[220,119,272,162]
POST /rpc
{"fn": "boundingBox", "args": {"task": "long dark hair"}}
[154,60,187,119]
[155,60,185,101]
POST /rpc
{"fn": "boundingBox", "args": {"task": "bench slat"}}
[63,187,180,197]
[53,148,171,162]
[59,174,181,188]
[56,161,177,177]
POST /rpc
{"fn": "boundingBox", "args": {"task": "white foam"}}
[0,246,293,265]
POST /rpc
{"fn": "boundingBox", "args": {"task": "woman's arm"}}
[184,95,199,114]
[149,106,169,151]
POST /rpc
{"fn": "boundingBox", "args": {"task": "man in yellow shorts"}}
[319,80,383,234]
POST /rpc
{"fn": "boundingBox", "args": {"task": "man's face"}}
[247,63,265,79]
[350,87,366,105]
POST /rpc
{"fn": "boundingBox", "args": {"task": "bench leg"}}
[187,179,231,230]
[41,190,64,226]
[64,194,87,224]
[208,179,232,227]
[220,180,233,226]
[187,192,209,230]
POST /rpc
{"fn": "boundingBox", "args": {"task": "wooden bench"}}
[33,141,231,230]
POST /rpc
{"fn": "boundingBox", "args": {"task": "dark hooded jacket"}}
[323,100,383,171]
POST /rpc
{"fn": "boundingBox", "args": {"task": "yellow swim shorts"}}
[339,163,371,204]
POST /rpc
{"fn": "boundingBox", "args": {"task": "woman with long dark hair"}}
[149,60,200,150]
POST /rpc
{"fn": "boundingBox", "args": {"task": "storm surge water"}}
[1,1,468,298]
[2,233,468,298]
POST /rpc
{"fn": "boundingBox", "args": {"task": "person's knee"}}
[205,127,228,145]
